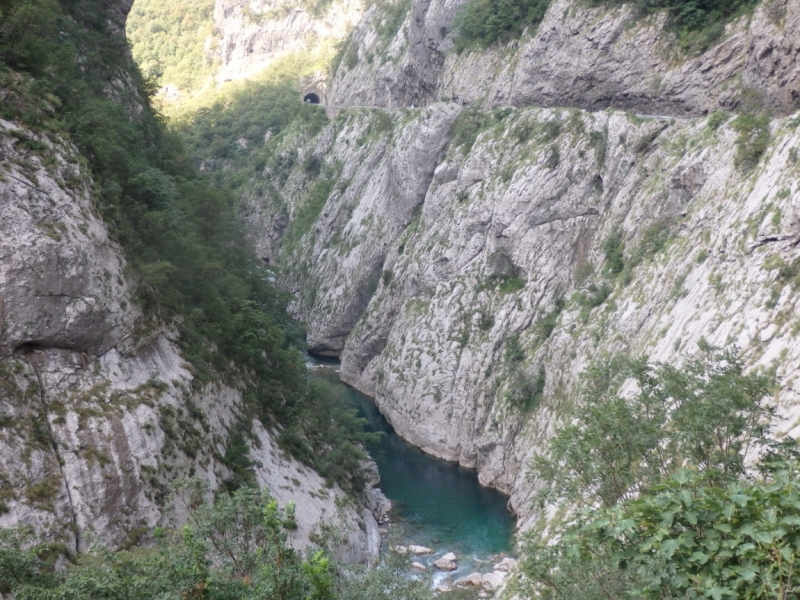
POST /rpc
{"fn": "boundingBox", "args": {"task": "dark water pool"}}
[307,357,516,563]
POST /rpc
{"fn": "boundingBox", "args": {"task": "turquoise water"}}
[308,358,516,562]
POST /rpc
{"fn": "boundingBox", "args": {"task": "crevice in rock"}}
[20,347,81,553]
[749,234,799,251]
[529,208,601,228]
[5,173,47,194]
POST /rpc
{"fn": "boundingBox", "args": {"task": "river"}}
[307,357,516,585]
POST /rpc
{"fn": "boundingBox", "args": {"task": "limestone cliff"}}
[0,116,383,562]
[211,0,364,87]
[0,0,386,563]
[331,0,800,117]
[233,0,800,532]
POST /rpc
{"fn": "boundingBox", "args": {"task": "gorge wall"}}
[6,0,800,561]
[234,0,800,532]
[0,0,383,563]
[331,0,800,117]
[211,0,364,85]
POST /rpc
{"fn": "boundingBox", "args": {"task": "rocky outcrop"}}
[0,119,380,562]
[264,104,462,356]
[328,0,455,107]
[245,95,800,531]
[210,0,363,85]
[330,0,800,117]
[433,552,457,570]
[0,119,139,357]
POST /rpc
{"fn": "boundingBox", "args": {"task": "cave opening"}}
[303,93,321,104]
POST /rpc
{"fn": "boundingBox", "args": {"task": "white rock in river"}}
[492,557,517,572]
[409,544,434,555]
[433,552,458,571]
[482,571,507,589]
[412,561,426,571]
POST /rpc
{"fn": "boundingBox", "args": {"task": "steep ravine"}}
[331,0,800,117]
[127,0,800,560]
[0,7,384,563]
[241,45,800,534]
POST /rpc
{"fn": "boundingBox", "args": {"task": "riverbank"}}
[307,357,516,591]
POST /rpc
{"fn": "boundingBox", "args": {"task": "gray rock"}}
[493,557,517,572]
[252,99,800,536]
[330,0,800,117]
[209,0,363,86]
[0,118,381,564]
[433,553,458,571]
[457,573,485,587]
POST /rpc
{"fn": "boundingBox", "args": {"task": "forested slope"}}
[0,0,390,584]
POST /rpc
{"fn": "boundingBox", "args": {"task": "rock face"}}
[0,114,380,561]
[433,552,457,570]
[244,93,800,533]
[257,104,462,356]
[210,0,364,86]
[0,120,139,357]
[330,0,800,117]
[199,0,800,544]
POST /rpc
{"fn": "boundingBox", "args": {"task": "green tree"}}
[533,341,775,509]
[454,0,551,51]
[521,343,782,600]
[0,484,336,600]
[579,462,800,600]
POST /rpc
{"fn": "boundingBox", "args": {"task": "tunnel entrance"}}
[303,93,321,104]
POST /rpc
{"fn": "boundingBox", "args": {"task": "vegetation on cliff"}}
[127,0,216,93]
[0,0,372,496]
[0,482,435,600]
[519,342,800,600]
[454,0,761,52]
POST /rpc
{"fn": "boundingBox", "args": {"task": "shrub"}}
[574,282,611,322]
[707,109,731,130]
[602,227,625,276]
[496,275,526,294]
[508,365,546,412]
[589,130,607,167]
[504,333,525,366]
[623,220,672,278]
[449,107,488,153]
[520,342,786,600]
[477,311,495,331]
[733,113,771,171]
[534,296,565,341]
[453,0,552,51]
[591,0,760,54]
[0,484,352,599]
